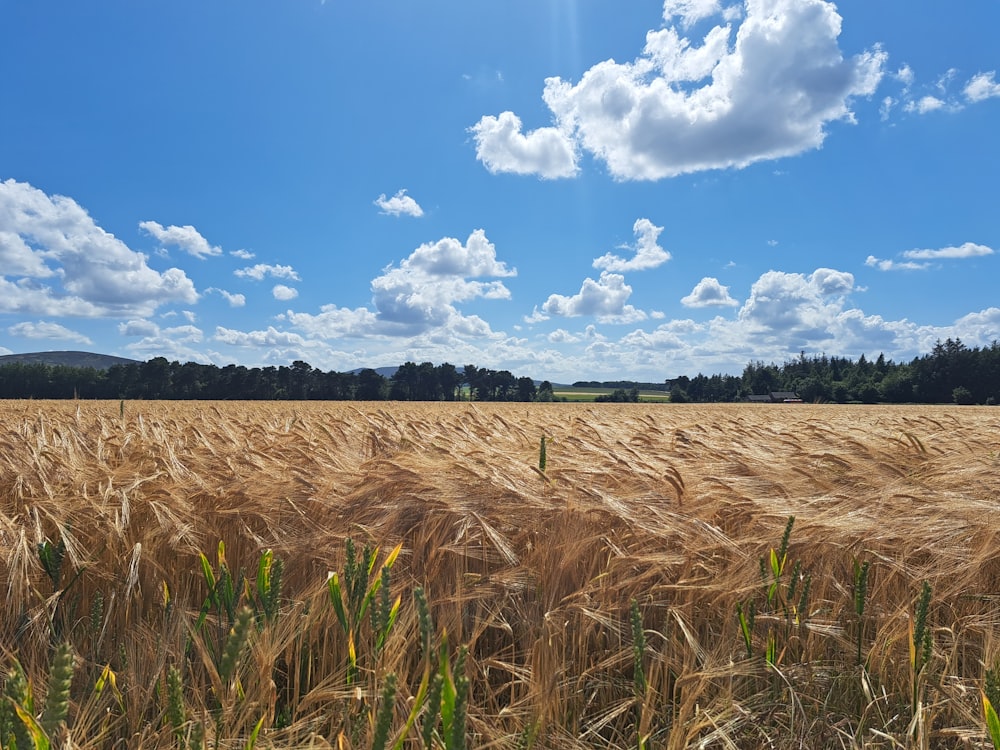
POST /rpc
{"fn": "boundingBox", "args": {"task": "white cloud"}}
[0,229,56,277]
[284,305,380,339]
[681,277,738,307]
[889,69,1000,117]
[0,179,198,317]
[205,287,247,307]
[946,307,1000,344]
[214,325,308,348]
[905,95,946,114]
[403,229,515,278]
[523,307,549,324]
[469,111,579,179]
[547,328,581,343]
[156,324,203,344]
[374,189,425,217]
[119,319,160,337]
[541,271,647,323]
[879,96,895,121]
[234,263,301,281]
[284,230,514,343]
[592,218,671,272]
[8,320,92,344]
[230,249,255,260]
[810,268,855,295]
[895,64,915,88]
[965,72,1000,103]
[367,230,514,332]
[902,242,994,260]
[737,268,854,338]
[474,0,885,181]
[936,68,958,93]
[272,284,299,300]
[139,220,222,259]
[865,255,928,272]
[866,243,993,271]
[662,0,725,27]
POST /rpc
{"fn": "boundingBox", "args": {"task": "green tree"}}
[953,385,975,405]
[536,381,555,402]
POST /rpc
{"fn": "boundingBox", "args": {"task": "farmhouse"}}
[747,391,802,403]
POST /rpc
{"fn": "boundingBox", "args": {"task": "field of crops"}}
[2,400,999,749]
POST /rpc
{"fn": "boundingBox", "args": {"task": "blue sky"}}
[1,0,997,382]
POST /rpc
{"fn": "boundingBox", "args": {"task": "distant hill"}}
[0,351,141,370]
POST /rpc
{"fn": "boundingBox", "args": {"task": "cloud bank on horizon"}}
[0,0,997,380]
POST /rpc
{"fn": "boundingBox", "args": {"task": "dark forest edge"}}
[0,338,997,404]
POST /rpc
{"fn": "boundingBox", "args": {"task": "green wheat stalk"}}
[40,642,74,739]
[853,560,871,665]
[371,673,398,750]
[167,665,192,749]
[220,606,254,685]
[4,659,34,750]
[910,580,933,718]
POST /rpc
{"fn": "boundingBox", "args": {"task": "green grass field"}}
[551,386,671,402]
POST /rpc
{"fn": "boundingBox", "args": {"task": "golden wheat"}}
[1,400,999,748]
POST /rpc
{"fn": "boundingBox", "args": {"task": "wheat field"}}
[2,400,1000,749]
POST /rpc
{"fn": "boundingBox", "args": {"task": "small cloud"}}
[547,328,580,343]
[592,218,671,272]
[235,264,301,281]
[119,319,160,337]
[213,325,308,348]
[541,271,647,323]
[374,189,425,218]
[524,306,550,324]
[889,67,999,118]
[864,255,929,272]
[206,288,247,307]
[767,239,779,247]
[139,220,222,259]
[936,68,958,93]
[905,95,947,114]
[880,96,896,121]
[230,249,255,260]
[469,111,578,179]
[902,242,994,260]
[8,320,92,344]
[272,284,299,300]
[965,72,1000,103]
[869,242,993,271]
[681,277,738,308]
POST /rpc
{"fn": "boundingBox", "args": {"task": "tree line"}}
[0,358,556,402]
[669,338,1000,405]
[0,337,996,403]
